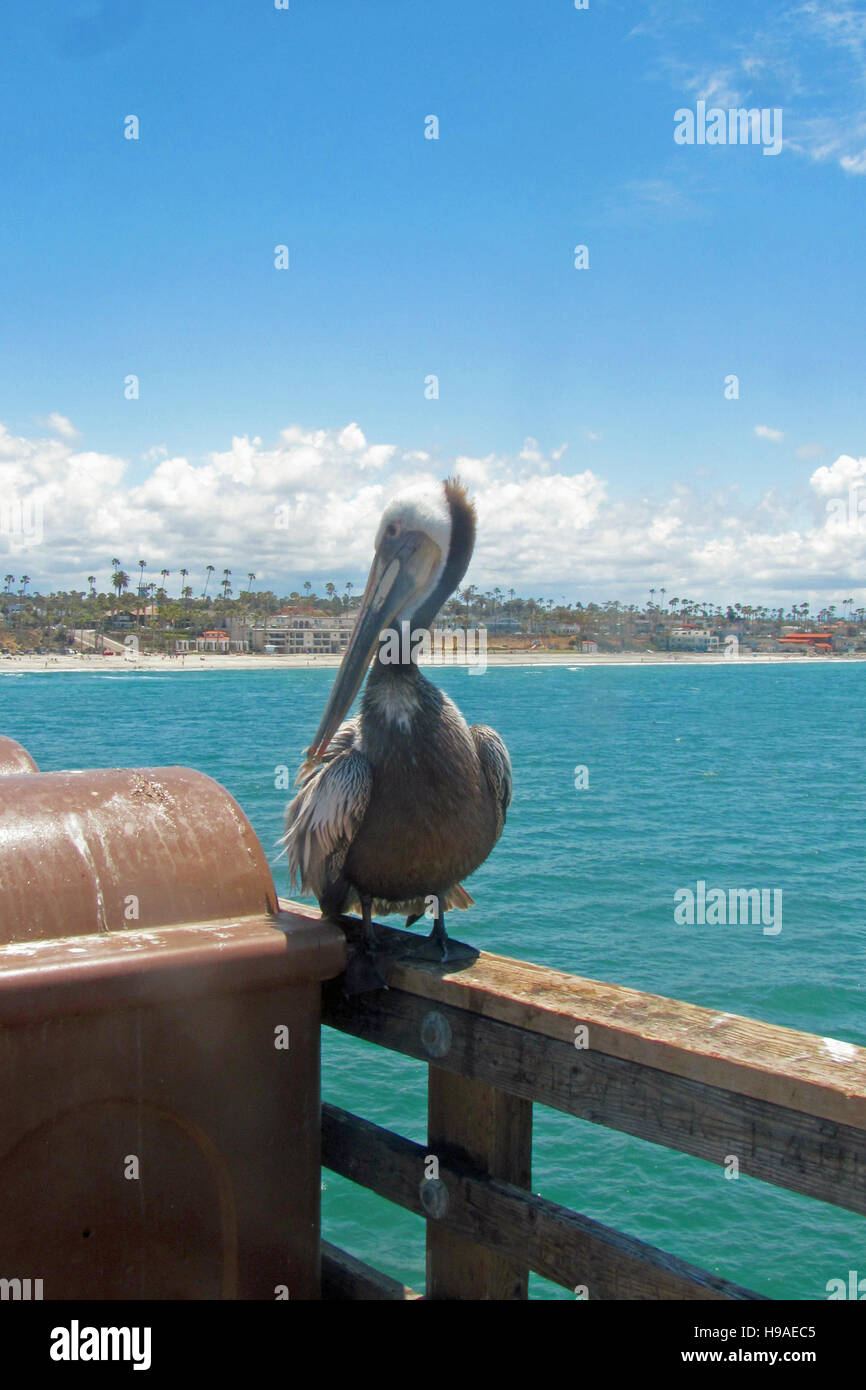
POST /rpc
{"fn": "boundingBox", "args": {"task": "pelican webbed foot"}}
[400,911,478,965]
[341,896,391,996]
[342,946,390,996]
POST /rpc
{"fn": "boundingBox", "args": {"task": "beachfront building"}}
[778,632,835,653]
[104,606,158,630]
[669,624,720,651]
[486,616,523,634]
[196,630,230,653]
[248,611,356,655]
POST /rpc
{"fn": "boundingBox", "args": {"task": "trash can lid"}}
[0,765,278,944]
[0,735,38,776]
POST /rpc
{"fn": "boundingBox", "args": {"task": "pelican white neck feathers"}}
[283,476,511,991]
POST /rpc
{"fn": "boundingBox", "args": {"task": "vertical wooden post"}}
[426,1068,532,1299]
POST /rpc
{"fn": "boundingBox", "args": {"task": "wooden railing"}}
[281,903,866,1301]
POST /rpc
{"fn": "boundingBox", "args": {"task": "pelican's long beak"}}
[307,530,442,759]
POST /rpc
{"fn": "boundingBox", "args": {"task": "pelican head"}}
[308,477,476,758]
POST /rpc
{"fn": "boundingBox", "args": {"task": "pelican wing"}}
[471,724,512,840]
[283,723,372,908]
[294,717,361,787]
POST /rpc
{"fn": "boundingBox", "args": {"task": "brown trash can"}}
[0,757,345,1300]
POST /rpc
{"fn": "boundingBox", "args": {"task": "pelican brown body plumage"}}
[283,477,511,990]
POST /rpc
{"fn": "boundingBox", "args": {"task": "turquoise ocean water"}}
[1,661,864,1298]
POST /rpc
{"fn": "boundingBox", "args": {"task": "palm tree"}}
[182,585,193,603]
[202,565,215,599]
[303,581,312,599]
[160,569,170,593]
[136,560,146,597]
[246,572,256,593]
[179,567,189,599]
[3,574,14,595]
[221,568,232,600]
[343,580,354,610]
[19,575,31,596]
[112,570,130,599]
[87,575,96,600]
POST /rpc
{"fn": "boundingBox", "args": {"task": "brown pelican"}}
[283,477,511,992]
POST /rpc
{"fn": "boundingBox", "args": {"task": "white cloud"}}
[755,425,785,442]
[1,417,865,605]
[685,67,744,108]
[619,178,702,220]
[337,422,366,453]
[141,444,168,463]
[641,1,866,176]
[518,437,545,465]
[43,413,79,441]
[451,454,494,488]
[809,453,866,495]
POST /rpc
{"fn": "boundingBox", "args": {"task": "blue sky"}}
[1,1,865,603]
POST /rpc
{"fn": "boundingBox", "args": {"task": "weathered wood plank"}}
[427,1070,532,1299]
[321,1240,422,1300]
[322,1104,764,1300]
[322,981,866,1216]
[281,901,866,1131]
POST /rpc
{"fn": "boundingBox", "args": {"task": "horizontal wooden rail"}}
[317,923,866,1218]
[295,900,866,1298]
[321,1240,421,1300]
[322,1104,763,1300]
[383,936,866,1131]
[286,900,866,1130]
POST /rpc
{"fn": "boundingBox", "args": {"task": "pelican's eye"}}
[385,522,399,539]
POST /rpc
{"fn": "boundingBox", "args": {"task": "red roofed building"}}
[196,630,230,653]
[779,633,834,651]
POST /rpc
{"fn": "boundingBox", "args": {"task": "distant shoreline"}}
[2,650,865,675]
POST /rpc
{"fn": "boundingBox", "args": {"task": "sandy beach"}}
[2,649,864,674]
